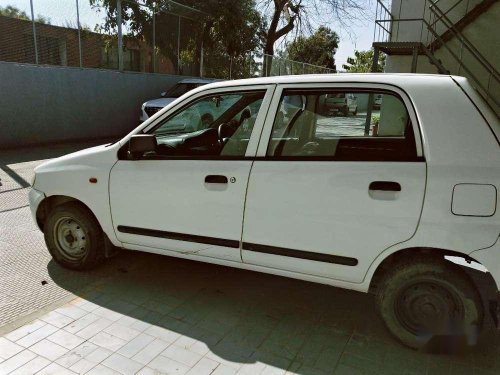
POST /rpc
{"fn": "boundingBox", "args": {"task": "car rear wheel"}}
[44,202,104,270]
[376,258,483,350]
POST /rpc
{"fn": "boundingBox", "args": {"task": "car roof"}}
[198,73,456,90]
[178,78,217,84]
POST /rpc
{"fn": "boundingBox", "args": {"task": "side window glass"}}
[151,91,265,158]
[267,90,415,161]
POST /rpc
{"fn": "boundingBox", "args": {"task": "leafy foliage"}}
[342,49,386,73]
[258,0,367,75]
[90,0,262,77]
[0,5,51,24]
[285,26,339,70]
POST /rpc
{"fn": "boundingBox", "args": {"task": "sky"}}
[0,0,377,69]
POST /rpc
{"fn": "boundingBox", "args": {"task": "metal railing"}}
[261,54,337,76]
[373,0,499,111]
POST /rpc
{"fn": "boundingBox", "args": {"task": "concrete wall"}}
[0,62,186,149]
[385,1,500,114]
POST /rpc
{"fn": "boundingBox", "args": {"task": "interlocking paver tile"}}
[47,329,85,350]
[36,362,77,374]
[16,324,59,348]
[69,358,98,374]
[84,346,113,363]
[148,355,190,375]
[116,333,155,358]
[185,357,220,375]
[144,325,181,344]
[30,339,69,361]
[0,337,23,360]
[54,305,88,320]
[89,332,127,352]
[103,323,141,342]
[131,338,170,365]
[75,317,114,340]
[162,344,203,367]
[86,364,122,374]
[9,355,51,375]
[93,307,125,322]
[102,353,144,375]
[40,311,75,329]
[0,349,37,374]
[211,364,238,375]
[4,320,46,342]
[55,341,99,368]
[64,313,101,334]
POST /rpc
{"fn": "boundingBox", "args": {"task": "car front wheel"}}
[376,258,483,350]
[44,202,104,270]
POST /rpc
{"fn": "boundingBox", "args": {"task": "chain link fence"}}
[0,0,336,79]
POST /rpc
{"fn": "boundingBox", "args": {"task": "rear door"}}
[241,83,426,283]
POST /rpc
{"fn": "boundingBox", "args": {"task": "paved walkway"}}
[1,142,500,374]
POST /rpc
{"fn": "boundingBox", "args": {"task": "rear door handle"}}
[205,175,228,184]
[369,181,401,192]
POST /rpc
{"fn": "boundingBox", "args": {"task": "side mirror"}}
[160,91,167,97]
[128,134,157,160]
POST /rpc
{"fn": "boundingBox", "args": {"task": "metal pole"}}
[30,0,38,64]
[199,40,204,77]
[117,0,123,71]
[76,0,82,67]
[177,15,181,75]
[152,4,156,73]
[411,46,419,73]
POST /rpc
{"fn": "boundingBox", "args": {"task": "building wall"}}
[385,0,499,113]
[0,62,188,149]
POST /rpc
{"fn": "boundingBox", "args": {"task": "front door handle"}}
[205,175,228,184]
[369,181,401,192]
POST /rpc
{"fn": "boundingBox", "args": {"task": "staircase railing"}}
[428,0,500,83]
[373,0,499,112]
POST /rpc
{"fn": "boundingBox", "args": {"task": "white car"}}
[30,74,500,350]
[140,78,215,122]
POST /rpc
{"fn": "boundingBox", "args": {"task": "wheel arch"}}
[36,195,99,232]
[368,246,499,329]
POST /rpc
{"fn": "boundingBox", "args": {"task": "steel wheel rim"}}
[53,216,88,261]
[395,281,465,335]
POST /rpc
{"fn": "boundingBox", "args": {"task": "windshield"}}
[165,83,203,98]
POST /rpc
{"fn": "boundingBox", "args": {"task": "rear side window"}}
[267,89,417,161]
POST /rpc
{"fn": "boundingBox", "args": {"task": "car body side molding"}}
[117,225,240,248]
[242,242,358,266]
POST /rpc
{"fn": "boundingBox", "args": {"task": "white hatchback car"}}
[30,74,500,349]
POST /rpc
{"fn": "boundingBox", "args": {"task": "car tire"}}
[44,202,104,270]
[376,258,483,350]
[342,106,349,116]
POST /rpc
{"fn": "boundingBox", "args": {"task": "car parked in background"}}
[140,78,216,122]
[30,74,500,351]
[322,92,358,116]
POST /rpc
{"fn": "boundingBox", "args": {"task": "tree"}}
[0,5,50,24]
[342,49,386,73]
[259,0,367,75]
[90,0,262,78]
[285,26,338,71]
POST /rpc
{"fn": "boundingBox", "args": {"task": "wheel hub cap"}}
[54,217,87,261]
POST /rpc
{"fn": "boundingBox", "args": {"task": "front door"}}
[110,86,272,262]
[242,84,426,283]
